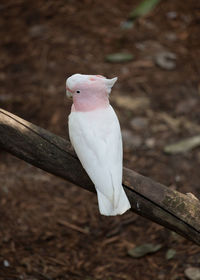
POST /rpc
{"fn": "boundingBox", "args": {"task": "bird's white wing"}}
[68,105,122,206]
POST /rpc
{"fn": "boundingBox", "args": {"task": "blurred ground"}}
[0,0,200,279]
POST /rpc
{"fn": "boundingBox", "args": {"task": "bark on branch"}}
[0,108,200,245]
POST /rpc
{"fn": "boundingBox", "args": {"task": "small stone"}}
[175,175,181,182]
[145,138,155,149]
[3,260,10,267]
[166,11,177,19]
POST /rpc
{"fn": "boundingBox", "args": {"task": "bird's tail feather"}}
[96,187,131,216]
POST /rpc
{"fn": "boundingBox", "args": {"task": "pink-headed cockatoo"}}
[66,74,131,216]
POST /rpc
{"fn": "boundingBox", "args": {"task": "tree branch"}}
[0,108,200,245]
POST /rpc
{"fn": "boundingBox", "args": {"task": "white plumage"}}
[67,74,131,216]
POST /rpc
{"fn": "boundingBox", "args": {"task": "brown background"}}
[0,0,200,279]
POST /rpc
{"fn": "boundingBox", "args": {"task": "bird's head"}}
[66,74,117,112]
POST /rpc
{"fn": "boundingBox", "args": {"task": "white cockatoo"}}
[66,74,131,216]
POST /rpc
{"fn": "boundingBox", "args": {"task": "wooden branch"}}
[0,108,200,245]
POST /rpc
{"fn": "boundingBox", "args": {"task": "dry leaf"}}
[113,96,150,111]
[165,248,176,260]
[164,135,200,154]
[105,53,134,63]
[185,267,200,280]
[128,243,162,258]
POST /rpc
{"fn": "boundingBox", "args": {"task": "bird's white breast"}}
[68,105,123,191]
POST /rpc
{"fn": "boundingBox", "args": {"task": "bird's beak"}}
[66,87,73,98]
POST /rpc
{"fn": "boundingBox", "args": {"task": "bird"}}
[66,74,131,216]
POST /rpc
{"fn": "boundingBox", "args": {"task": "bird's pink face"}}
[66,74,117,112]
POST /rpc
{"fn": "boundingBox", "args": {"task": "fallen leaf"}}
[154,51,176,70]
[105,53,134,63]
[129,0,160,20]
[185,267,200,280]
[128,243,162,258]
[113,95,150,111]
[158,112,181,132]
[170,231,184,242]
[157,112,200,133]
[165,248,176,260]
[164,135,200,154]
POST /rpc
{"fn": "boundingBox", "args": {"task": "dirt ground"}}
[0,0,200,279]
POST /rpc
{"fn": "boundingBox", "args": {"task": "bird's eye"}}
[76,90,80,94]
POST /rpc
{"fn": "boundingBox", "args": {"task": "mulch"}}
[0,0,200,279]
